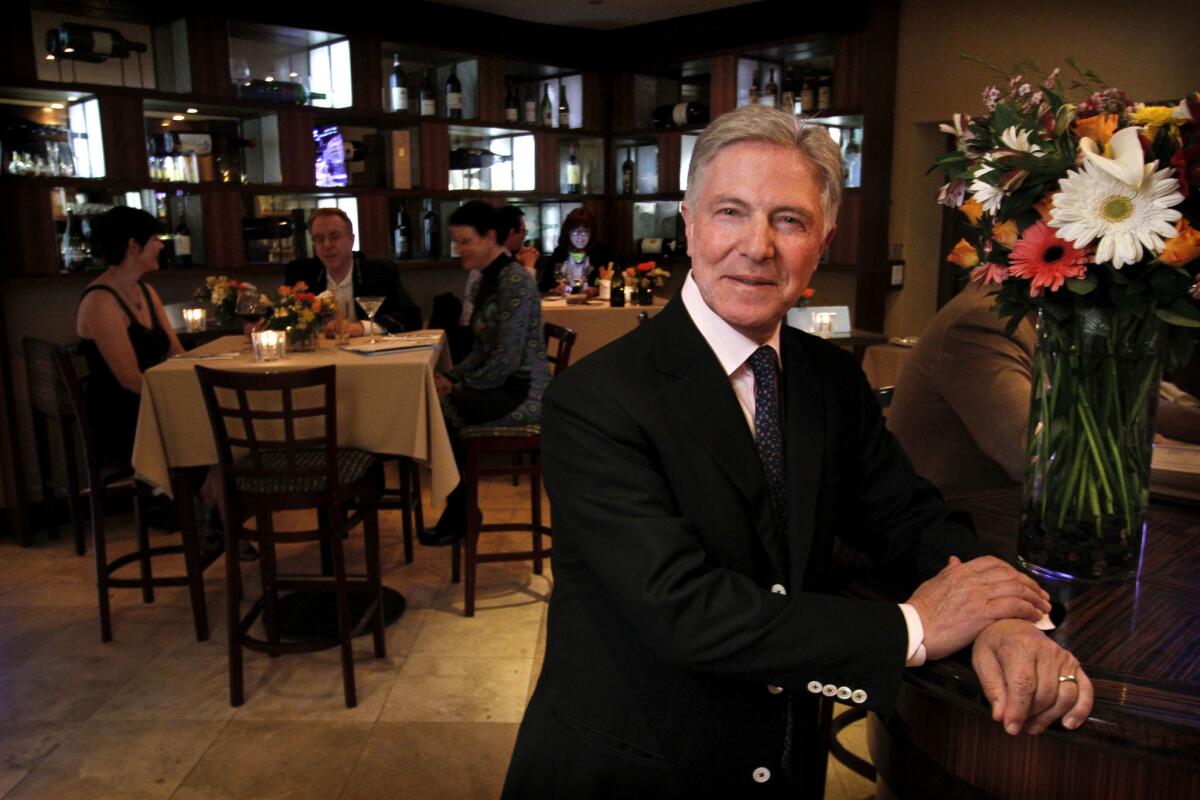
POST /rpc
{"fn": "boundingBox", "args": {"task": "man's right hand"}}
[907,556,1050,660]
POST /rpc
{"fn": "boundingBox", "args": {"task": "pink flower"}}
[969,261,1008,286]
[1007,221,1090,296]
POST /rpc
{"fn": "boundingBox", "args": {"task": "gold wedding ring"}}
[1058,674,1077,683]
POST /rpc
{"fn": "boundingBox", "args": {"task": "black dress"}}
[77,283,171,464]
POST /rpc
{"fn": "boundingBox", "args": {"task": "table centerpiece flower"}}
[265,282,336,351]
[194,276,262,325]
[624,261,671,306]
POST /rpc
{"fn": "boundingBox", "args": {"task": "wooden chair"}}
[52,343,209,643]
[195,364,386,708]
[451,323,576,616]
[23,336,85,553]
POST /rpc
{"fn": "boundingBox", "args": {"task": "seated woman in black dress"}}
[75,206,183,464]
[421,201,551,546]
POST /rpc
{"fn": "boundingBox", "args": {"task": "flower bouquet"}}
[265,282,336,350]
[932,59,1200,580]
[624,261,672,306]
[195,276,261,325]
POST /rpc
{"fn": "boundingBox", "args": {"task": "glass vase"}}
[286,325,319,352]
[1019,309,1163,582]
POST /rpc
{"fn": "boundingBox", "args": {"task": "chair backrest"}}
[195,365,339,498]
[543,322,577,377]
[50,342,101,476]
[24,336,74,417]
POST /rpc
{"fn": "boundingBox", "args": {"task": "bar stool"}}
[52,343,209,643]
[23,336,85,553]
[450,323,576,616]
[196,364,386,708]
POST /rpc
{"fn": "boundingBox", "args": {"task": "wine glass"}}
[553,262,569,295]
[234,290,268,336]
[358,296,385,343]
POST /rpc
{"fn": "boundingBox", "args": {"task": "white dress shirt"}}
[326,266,383,335]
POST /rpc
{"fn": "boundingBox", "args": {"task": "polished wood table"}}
[864,490,1200,799]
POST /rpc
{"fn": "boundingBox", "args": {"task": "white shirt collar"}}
[681,272,781,376]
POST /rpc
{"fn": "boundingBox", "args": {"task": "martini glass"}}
[358,296,385,343]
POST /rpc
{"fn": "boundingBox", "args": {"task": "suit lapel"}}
[653,300,785,579]
[781,330,824,584]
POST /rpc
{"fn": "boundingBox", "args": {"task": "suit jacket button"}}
[851,689,868,704]
[770,583,787,595]
[752,767,771,783]
[806,681,823,694]
[767,684,783,694]
[836,686,852,700]
[821,684,838,697]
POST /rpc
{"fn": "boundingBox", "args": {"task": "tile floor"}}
[0,471,876,799]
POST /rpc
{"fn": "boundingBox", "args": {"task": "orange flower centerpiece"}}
[265,282,336,351]
[624,260,672,306]
[932,60,1200,581]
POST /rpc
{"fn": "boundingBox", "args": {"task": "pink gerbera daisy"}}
[1007,221,1090,296]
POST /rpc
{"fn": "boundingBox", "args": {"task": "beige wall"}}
[886,0,1200,337]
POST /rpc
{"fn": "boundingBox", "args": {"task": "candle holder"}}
[251,329,286,362]
[182,306,207,333]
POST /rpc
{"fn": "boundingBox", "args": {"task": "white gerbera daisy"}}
[998,125,1043,156]
[1049,160,1183,268]
[969,166,1006,215]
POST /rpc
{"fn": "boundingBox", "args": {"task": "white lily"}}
[1172,97,1194,123]
[998,126,1043,156]
[1079,126,1150,191]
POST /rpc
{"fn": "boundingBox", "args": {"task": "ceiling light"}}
[161,120,170,126]
[264,75,275,82]
[42,106,53,112]
[63,47,75,53]
[67,95,78,101]
[45,54,55,61]
[172,114,185,121]
[186,107,198,114]
[288,71,299,78]
[50,102,64,109]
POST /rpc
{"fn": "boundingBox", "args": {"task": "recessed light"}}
[63,47,75,53]
[42,106,53,112]
[45,54,55,61]
[172,114,185,121]
[67,95,78,101]
[288,71,299,78]
[161,120,170,126]
[186,107,199,114]
[50,102,64,109]
[264,76,275,82]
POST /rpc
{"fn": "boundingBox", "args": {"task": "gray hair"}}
[684,105,843,233]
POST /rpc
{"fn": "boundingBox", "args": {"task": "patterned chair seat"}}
[234,448,376,494]
[461,423,541,439]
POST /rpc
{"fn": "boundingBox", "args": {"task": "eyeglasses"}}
[311,232,344,245]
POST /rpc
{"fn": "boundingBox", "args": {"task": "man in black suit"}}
[284,207,421,336]
[502,106,1093,799]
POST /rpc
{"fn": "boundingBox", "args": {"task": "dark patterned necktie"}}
[748,345,787,544]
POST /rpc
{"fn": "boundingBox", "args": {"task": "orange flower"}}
[636,261,656,273]
[1073,113,1119,147]
[946,238,980,268]
[1033,193,1056,223]
[960,198,984,224]
[991,219,1019,249]
[277,285,292,297]
[1158,218,1200,268]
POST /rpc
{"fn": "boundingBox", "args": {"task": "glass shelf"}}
[31,8,165,90]
[447,125,534,192]
[228,22,351,109]
[143,100,280,185]
[2,88,104,179]
[243,192,359,265]
[51,186,202,271]
[613,139,658,195]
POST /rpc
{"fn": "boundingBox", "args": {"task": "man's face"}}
[310,214,354,274]
[503,216,527,253]
[680,141,835,342]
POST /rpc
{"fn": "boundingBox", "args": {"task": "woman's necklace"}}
[107,270,144,312]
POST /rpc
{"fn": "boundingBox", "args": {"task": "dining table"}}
[131,331,458,636]
[540,295,665,363]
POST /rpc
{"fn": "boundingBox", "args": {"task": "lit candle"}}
[252,329,285,362]
[182,306,207,333]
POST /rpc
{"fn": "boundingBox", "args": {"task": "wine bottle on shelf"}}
[566,144,581,194]
[394,201,412,260]
[842,129,861,188]
[389,55,408,112]
[241,217,295,240]
[798,68,815,114]
[174,219,192,268]
[445,64,463,119]
[651,101,709,129]
[422,200,441,259]
[781,67,796,115]
[761,68,778,108]
[557,81,570,128]
[817,70,833,112]
[748,68,761,105]
[609,265,625,307]
[523,86,537,124]
[540,84,553,127]
[504,80,519,123]
[419,70,436,116]
[236,79,325,105]
[621,147,635,195]
[45,22,147,62]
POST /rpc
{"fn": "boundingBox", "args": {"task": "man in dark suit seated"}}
[284,207,422,337]
[502,106,1093,799]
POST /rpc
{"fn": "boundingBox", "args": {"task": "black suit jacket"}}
[283,253,422,333]
[502,298,988,799]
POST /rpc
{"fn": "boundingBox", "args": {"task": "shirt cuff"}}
[899,603,927,667]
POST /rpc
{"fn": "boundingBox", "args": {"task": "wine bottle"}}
[445,64,463,119]
[609,266,625,307]
[174,219,192,267]
[45,22,147,63]
[60,208,83,272]
[236,79,325,105]
[621,148,634,195]
[394,201,412,260]
[242,217,295,240]
[762,68,778,108]
[422,200,441,259]
[419,70,436,116]
[566,144,581,194]
[389,55,408,112]
[157,233,175,269]
[842,128,861,188]
[557,81,570,128]
[781,67,796,115]
[748,68,761,105]
[448,148,511,170]
[817,70,832,112]
[523,86,537,124]
[540,84,553,127]
[504,80,519,123]
[798,68,815,114]
[650,101,710,129]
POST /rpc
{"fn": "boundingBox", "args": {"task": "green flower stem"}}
[1074,393,1115,511]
